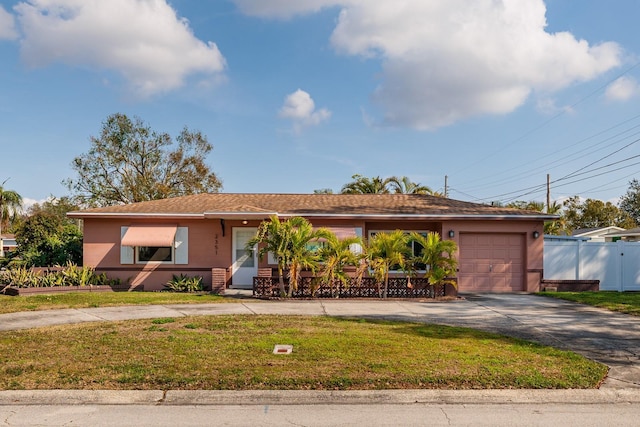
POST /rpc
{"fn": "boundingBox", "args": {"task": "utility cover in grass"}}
[273,344,293,354]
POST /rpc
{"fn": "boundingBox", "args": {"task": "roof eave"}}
[241,212,557,221]
[67,212,205,220]
[204,211,278,220]
[68,211,557,221]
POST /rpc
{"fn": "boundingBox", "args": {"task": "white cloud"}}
[279,89,331,132]
[236,0,622,130]
[21,197,47,211]
[605,76,640,101]
[233,0,342,19]
[0,6,17,40]
[535,97,574,116]
[13,0,226,97]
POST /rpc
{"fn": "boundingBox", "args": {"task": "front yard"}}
[0,315,606,390]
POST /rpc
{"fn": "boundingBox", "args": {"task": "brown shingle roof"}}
[68,193,555,220]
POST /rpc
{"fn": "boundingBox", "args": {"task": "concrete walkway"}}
[0,293,638,405]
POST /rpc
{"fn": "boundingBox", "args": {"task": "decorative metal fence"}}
[253,276,455,299]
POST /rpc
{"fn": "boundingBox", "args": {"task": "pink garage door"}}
[458,233,525,292]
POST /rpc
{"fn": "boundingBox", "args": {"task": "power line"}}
[500,159,640,203]
[459,116,640,193]
[458,124,640,203]
[452,60,640,180]
[555,137,640,182]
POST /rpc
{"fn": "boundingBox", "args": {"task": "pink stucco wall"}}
[82,217,545,292]
[443,219,544,292]
[83,218,239,290]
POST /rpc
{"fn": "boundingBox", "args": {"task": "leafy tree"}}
[28,196,82,228]
[0,180,22,257]
[409,232,457,287]
[14,212,82,267]
[366,230,411,298]
[65,113,222,207]
[317,233,365,296]
[562,196,636,234]
[619,179,640,225]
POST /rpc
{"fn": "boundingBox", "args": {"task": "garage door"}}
[458,233,524,292]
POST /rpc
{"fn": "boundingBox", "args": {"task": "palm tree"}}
[507,200,546,211]
[286,217,328,297]
[0,180,22,258]
[340,174,393,194]
[544,201,564,235]
[246,215,291,296]
[317,232,365,297]
[388,176,433,195]
[366,230,411,298]
[247,216,326,297]
[409,232,458,288]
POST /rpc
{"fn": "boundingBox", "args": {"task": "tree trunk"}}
[277,265,286,297]
[383,271,389,299]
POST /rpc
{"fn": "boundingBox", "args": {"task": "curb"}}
[1,389,639,406]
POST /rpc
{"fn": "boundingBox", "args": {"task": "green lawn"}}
[0,315,606,390]
[0,292,231,314]
[538,291,640,316]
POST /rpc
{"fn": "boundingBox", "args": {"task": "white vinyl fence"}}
[544,238,640,291]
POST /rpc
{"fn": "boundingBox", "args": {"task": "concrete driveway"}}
[0,293,638,388]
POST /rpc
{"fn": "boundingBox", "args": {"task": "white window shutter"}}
[175,227,188,264]
[120,226,134,264]
[267,252,277,265]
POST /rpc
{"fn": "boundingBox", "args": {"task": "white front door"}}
[232,227,258,288]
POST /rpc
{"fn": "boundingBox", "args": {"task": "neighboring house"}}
[67,193,553,293]
[602,227,640,242]
[571,226,626,242]
[0,234,17,257]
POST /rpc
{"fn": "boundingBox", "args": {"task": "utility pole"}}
[546,174,550,213]
[444,175,448,198]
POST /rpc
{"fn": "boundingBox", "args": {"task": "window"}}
[266,227,363,265]
[137,246,173,263]
[120,226,188,265]
[368,230,429,271]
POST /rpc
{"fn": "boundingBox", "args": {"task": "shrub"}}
[164,274,203,292]
[0,264,120,289]
[0,266,40,288]
[60,262,95,286]
[91,272,121,287]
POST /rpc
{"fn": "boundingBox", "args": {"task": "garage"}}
[458,233,525,292]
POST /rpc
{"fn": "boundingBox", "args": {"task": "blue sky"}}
[1,0,640,208]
